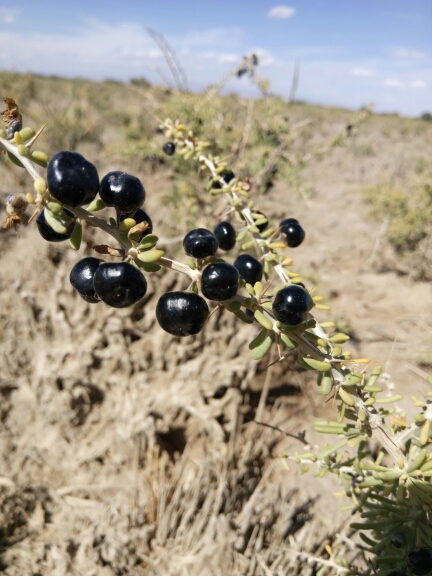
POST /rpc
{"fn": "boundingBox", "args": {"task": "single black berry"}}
[210,169,235,189]
[156,291,209,336]
[93,262,147,308]
[201,262,239,301]
[390,532,405,549]
[183,228,218,259]
[99,171,145,213]
[70,257,101,303]
[120,208,153,239]
[272,285,313,326]
[47,151,99,207]
[214,221,236,251]
[408,549,432,576]
[6,120,22,140]
[163,142,175,156]
[234,254,263,286]
[279,218,305,248]
[36,208,75,242]
[254,210,268,233]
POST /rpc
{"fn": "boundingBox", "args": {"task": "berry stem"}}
[159,256,200,280]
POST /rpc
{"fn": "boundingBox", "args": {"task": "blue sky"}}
[0,0,431,116]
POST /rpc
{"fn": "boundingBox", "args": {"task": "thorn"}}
[208,302,224,318]
[268,226,282,243]
[27,208,40,224]
[260,279,273,299]
[26,123,47,148]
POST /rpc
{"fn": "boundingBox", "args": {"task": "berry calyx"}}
[47,151,99,207]
[214,221,236,251]
[70,257,101,303]
[183,228,218,259]
[36,208,75,242]
[119,208,153,240]
[272,285,313,326]
[163,142,175,156]
[99,171,146,213]
[234,254,263,286]
[156,291,209,336]
[279,218,305,248]
[201,262,239,301]
[93,262,147,308]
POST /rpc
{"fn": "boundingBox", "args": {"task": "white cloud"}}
[351,67,373,77]
[218,53,239,64]
[267,5,296,19]
[384,79,405,88]
[0,7,18,23]
[411,80,426,88]
[391,47,427,59]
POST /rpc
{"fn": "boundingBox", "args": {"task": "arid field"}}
[0,72,431,575]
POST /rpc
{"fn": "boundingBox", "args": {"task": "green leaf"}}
[249,328,268,350]
[254,309,273,330]
[69,221,82,251]
[302,357,331,372]
[236,229,248,241]
[138,234,159,250]
[7,151,24,168]
[251,334,273,360]
[280,333,297,349]
[317,375,333,395]
[44,208,69,234]
[317,438,348,459]
[225,300,241,313]
[135,260,161,272]
[234,310,254,324]
[137,249,164,263]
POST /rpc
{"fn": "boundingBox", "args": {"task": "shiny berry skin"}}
[119,208,153,239]
[201,262,239,301]
[183,228,218,259]
[163,142,175,156]
[99,171,145,213]
[408,549,432,576]
[214,221,236,251]
[36,208,75,242]
[93,262,147,308]
[279,218,305,248]
[156,291,209,337]
[254,210,268,233]
[47,151,99,207]
[70,257,101,303]
[234,254,263,286]
[272,285,313,326]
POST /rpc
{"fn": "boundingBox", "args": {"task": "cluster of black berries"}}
[37,149,308,339]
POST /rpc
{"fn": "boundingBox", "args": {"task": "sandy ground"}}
[0,103,431,575]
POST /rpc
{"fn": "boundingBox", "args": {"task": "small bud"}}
[31,150,50,167]
[86,198,106,212]
[19,127,36,142]
[34,177,47,195]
